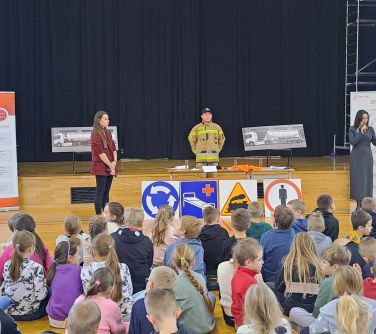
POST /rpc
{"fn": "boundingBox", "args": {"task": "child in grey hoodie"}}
[307,211,332,257]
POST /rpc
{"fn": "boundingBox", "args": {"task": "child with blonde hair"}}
[237,284,292,334]
[46,240,82,328]
[112,207,153,293]
[287,199,308,233]
[163,215,205,277]
[307,211,332,256]
[102,202,125,234]
[290,245,351,327]
[172,243,215,334]
[150,205,176,266]
[231,238,264,327]
[246,201,271,241]
[75,267,127,334]
[81,232,133,321]
[274,233,323,315]
[2,230,48,320]
[336,295,370,334]
[56,215,89,265]
[83,215,108,266]
[65,300,101,334]
[306,266,376,333]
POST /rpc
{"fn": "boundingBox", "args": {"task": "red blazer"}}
[90,129,116,176]
[231,266,258,327]
[364,278,376,300]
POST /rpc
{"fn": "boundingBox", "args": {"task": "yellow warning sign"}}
[220,182,252,216]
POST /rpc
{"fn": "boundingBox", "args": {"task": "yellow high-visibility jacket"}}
[188,121,225,163]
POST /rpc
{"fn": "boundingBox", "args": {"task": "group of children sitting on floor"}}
[1,194,376,333]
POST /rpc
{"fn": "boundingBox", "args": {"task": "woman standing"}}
[91,111,117,214]
[349,110,376,209]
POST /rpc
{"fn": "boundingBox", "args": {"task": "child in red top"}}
[231,238,263,327]
[364,261,376,299]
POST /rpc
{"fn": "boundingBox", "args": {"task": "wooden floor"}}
[0,156,353,333]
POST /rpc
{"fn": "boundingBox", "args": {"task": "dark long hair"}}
[92,111,108,130]
[46,240,79,286]
[354,110,369,128]
[13,213,47,268]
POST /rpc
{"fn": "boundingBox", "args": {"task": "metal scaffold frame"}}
[342,0,376,148]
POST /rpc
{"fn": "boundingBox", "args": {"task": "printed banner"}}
[350,91,376,197]
[0,92,19,210]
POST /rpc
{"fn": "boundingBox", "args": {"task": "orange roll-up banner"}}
[0,92,19,210]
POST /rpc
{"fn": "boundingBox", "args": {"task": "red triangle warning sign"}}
[220,182,253,216]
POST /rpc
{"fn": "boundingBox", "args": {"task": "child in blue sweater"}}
[260,205,295,282]
[163,216,205,277]
[287,199,308,233]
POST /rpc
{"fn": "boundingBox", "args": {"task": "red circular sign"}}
[0,108,8,121]
[264,179,302,212]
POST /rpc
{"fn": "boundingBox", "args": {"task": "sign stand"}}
[266,149,293,167]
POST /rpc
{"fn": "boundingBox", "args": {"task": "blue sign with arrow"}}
[141,181,180,219]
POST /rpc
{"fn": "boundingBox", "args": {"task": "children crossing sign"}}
[219,180,258,217]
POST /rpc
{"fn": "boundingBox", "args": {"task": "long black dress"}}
[349,125,376,200]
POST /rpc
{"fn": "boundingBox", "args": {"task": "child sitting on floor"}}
[288,199,308,233]
[246,201,271,241]
[163,215,205,277]
[2,230,49,321]
[237,283,292,334]
[314,194,339,241]
[75,267,127,334]
[65,300,101,334]
[46,240,82,328]
[199,205,229,274]
[231,238,263,327]
[102,202,125,234]
[307,211,332,256]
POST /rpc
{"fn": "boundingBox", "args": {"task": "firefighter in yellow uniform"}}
[188,107,225,169]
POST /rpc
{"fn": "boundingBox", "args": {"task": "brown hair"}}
[248,201,264,219]
[283,233,323,297]
[321,245,351,266]
[88,215,107,240]
[351,209,372,230]
[91,111,110,150]
[317,194,334,211]
[172,243,213,314]
[67,300,101,334]
[145,288,178,321]
[274,205,294,229]
[231,208,251,232]
[12,213,47,269]
[91,233,122,302]
[307,211,325,233]
[106,202,125,225]
[244,284,283,334]
[8,212,23,232]
[202,206,220,224]
[180,216,202,239]
[332,266,363,296]
[287,199,306,215]
[124,207,144,228]
[336,295,369,334]
[359,237,376,261]
[152,205,174,246]
[233,238,262,266]
[64,215,82,245]
[361,197,376,212]
[46,240,79,286]
[9,231,36,281]
[86,267,114,298]
[149,266,176,289]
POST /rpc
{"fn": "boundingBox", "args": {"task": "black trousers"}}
[94,175,113,214]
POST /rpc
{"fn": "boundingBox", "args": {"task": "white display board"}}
[141,181,180,220]
[219,180,258,218]
[263,179,302,217]
[51,126,119,153]
[0,92,19,210]
[242,124,306,151]
[350,91,376,197]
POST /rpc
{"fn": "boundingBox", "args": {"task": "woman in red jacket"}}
[91,111,117,214]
